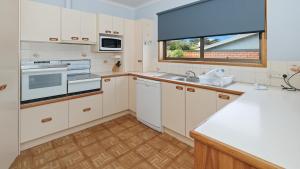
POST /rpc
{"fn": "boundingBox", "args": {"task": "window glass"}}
[203,33,260,61]
[166,38,200,59]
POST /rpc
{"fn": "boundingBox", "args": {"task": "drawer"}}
[21,101,68,143]
[217,92,239,110]
[69,94,102,128]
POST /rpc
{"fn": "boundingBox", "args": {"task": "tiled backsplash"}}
[20,42,122,73]
[155,61,300,87]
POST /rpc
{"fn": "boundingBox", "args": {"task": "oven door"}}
[21,68,67,102]
[99,36,122,51]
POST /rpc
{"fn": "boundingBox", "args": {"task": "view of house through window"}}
[164,33,262,63]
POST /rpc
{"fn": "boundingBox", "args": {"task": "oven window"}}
[29,74,62,89]
[102,38,121,48]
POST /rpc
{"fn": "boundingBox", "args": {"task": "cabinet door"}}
[81,11,97,43]
[102,78,116,117]
[98,14,113,34]
[115,76,129,113]
[112,16,124,35]
[0,0,19,167]
[21,0,61,42]
[69,94,102,128]
[217,93,239,111]
[61,8,81,42]
[162,82,186,136]
[21,101,69,143]
[186,88,217,138]
[129,76,137,112]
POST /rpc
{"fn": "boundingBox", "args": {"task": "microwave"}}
[99,35,123,51]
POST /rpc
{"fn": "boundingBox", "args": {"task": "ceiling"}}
[105,0,159,8]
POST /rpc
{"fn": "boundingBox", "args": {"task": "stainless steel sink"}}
[159,74,201,83]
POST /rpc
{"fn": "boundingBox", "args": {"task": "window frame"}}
[159,32,267,67]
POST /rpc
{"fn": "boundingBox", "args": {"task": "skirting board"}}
[21,110,132,151]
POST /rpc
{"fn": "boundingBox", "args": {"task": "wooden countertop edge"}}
[101,73,130,78]
[20,91,103,109]
[190,130,284,169]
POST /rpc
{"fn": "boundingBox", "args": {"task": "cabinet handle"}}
[104,79,111,82]
[83,107,91,112]
[49,37,58,41]
[41,117,52,123]
[176,86,183,90]
[71,37,79,40]
[105,30,112,34]
[133,77,137,80]
[82,37,89,41]
[113,31,119,35]
[187,88,195,92]
[138,60,143,63]
[0,84,7,92]
[219,94,230,100]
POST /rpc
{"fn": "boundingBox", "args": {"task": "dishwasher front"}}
[136,78,162,132]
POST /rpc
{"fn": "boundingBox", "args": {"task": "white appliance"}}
[99,34,123,51]
[62,60,101,94]
[21,61,68,102]
[136,78,162,132]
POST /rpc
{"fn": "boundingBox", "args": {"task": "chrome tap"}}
[185,70,196,79]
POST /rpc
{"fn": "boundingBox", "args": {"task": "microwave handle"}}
[22,67,67,73]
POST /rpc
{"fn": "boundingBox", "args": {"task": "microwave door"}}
[100,37,122,51]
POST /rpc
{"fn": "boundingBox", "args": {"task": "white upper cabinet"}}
[112,16,124,35]
[81,11,97,43]
[61,8,97,44]
[98,14,124,35]
[61,8,81,42]
[21,0,61,42]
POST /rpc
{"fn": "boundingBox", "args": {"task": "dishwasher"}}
[136,78,162,132]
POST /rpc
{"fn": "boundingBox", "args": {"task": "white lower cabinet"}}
[129,76,137,112]
[103,76,129,117]
[21,101,69,143]
[162,82,186,136]
[69,94,102,128]
[186,87,217,139]
[217,92,239,110]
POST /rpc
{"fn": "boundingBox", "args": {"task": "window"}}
[160,32,266,66]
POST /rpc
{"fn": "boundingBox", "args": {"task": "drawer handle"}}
[113,31,119,34]
[187,88,195,92]
[41,117,52,123]
[82,37,89,41]
[0,84,7,92]
[219,94,230,100]
[71,37,79,40]
[133,77,137,80]
[176,86,183,90]
[83,107,91,112]
[104,79,111,82]
[105,30,112,34]
[49,37,58,41]
[138,60,143,63]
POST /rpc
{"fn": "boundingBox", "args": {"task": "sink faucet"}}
[185,71,196,78]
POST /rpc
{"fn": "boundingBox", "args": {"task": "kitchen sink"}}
[159,74,201,83]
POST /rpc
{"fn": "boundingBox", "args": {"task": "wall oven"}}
[21,61,68,102]
[99,35,123,51]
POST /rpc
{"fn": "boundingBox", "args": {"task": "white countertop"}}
[195,83,300,169]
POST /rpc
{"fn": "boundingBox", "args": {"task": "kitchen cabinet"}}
[98,14,124,35]
[162,82,186,136]
[217,92,239,111]
[21,101,69,143]
[102,76,129,117]
[0,0,19,167]
[115,76,129,113]
[102,77,116,117]
[21,0,61,42]
[69,94,102,128]
[186,87,217,139]
[129,76,137,112]
[61,8,96,44]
